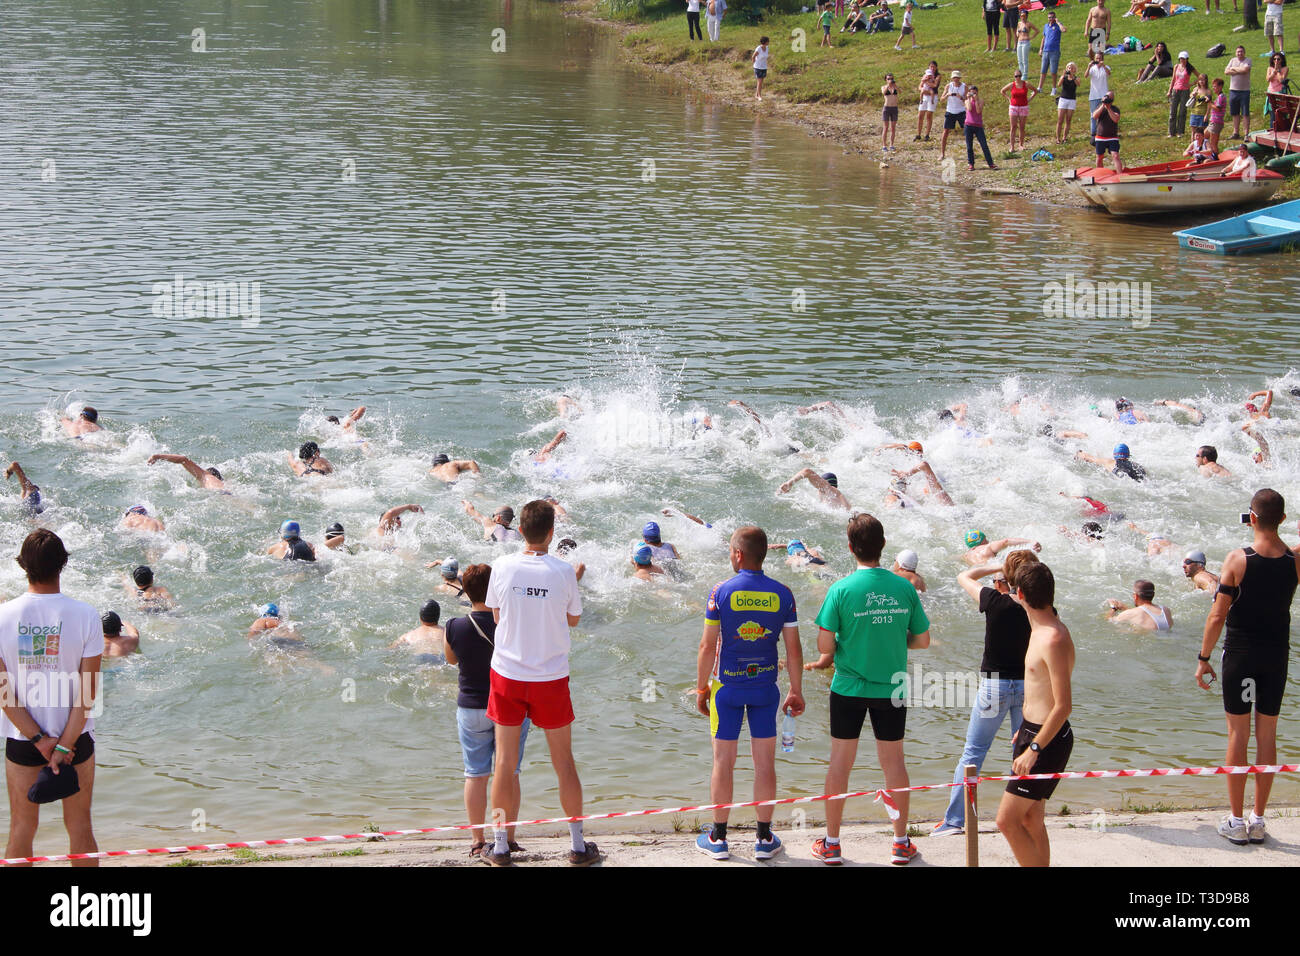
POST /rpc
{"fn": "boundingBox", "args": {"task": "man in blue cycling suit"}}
[695,526,804,862]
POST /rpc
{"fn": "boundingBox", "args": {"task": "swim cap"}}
[1184,550,1207,566]
[132,565,153,588]
[325,522,345,539]
[440,558,459,579]
[557,537,578,555]
[821,472,838,488]
[1115,398,1132,410]
[1082,521,1104,540]
[80,406,98,423]
[1112,443,1130,459]
[495,506,515,525]
[298,441,319,461]
[432,454,451,467]
[641,521,661,542]
[787,540,807,556]
[896,549,919,572]
[280,520,301,540]
[262,603,279,619]
[1245,403,1258,413]
[206,466,222,480]
[419,600,441,625]
[964,530,987,549]
[907,441,923,453]
[126,505,148,516]
[326,415,340,424]
[632,544,653,566]
[101,611,122,635]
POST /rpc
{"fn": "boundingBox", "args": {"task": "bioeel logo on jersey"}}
[736,621,770,642]
[730,591,779,613]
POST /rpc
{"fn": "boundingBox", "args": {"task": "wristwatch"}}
[27,732,44,744]
[1198,654,1211,663]
[1028,741,1042,753]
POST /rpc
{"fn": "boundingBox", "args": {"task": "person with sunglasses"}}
[1182,550,1219,592]
[1195,445,1232,478]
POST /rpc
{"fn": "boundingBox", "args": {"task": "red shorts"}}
[487,671,574,730]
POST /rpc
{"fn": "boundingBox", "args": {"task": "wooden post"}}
[963,763,979,867]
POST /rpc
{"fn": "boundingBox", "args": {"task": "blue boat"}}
[1174,199,1300,255]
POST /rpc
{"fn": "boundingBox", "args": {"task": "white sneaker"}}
[1248,816,1267,844]
[1218,814,1248,846]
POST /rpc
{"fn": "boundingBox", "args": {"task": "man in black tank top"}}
[1197,488,1300,847]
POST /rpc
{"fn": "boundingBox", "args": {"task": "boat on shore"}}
[1064,154,1284,216]
[1173,199,1300,255]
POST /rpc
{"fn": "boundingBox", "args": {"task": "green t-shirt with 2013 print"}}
[815,566,930,699]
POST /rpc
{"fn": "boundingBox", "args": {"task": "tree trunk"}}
[1243,0,1260,30]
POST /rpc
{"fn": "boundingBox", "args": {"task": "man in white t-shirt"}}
[0,530,104,866]
[1263,0,1283,56]
[707,0,727,42]
[484,499,597,866]
[1086,52,1111,136]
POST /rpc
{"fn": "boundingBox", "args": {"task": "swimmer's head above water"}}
[895,549,919,572]
[80,406,98,424]
[419,600,441,625]
[964,530,987,549]
[632,544,653,567]
[494,506,515,527]
[439,558,459,580]
[556,537,578,555]
[821,472,838,488]
[280,520,301,540]
[101,611,122,636]
[787,540,808,556]
[261,603,279,619]
[298,441,320,462]
[1183,550,1207,575]
[132,565,154,589]
[1112,443,1131,460]
[432,454,451,467]
[126,505,148,516]
[641,521,662,544]
[206,466,222,480]
[1082,521,1104,540]
[325,522,345,541]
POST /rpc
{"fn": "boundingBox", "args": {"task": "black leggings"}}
[966,124,995,167]
[688,10,703,40]
[985,9,1000,36]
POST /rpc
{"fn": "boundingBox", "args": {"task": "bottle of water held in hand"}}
[781,712,796,753]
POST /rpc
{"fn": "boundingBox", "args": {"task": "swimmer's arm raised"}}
[343,405,366,428]
[5,462,34,496]
[380,504,423,531]
[148,453,208,483]
[1157,399,1205,424]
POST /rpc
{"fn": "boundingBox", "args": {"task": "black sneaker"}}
[569,840,601,866]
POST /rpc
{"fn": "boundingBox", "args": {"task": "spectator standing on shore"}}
[1084,0,1111,55]
[983,0,1003,52]
[1208,77,1227,154]
[1014,10,1038,82]
[882,73,901,150]
[1056,61,1079,142]
[1087,51,1111,136]
[1166,52,1196,138]
[916,61,940,140]
[1225,45,1251,140]
[1002,69,1038,152]
[964,85,999,169]
[1187,72,1212,143]
[818,2,834,47]
[1037,10,1064,94]
[940,70,967,161]
[706,0,726,42]
[752,36,769,101]
[1264,0,1284,56]
[1001,0,1022,53]
[1092,92,1123,171]
[686,0,704,41]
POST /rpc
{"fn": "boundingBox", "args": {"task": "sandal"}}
[508,841,526,853]
[469,842,487,858]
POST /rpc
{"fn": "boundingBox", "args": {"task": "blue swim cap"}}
[821,472,838,488]
[1112,443,1130,460]
[262,603,279,618]
[641,521,661,542]
[632,544,653,566]
[787,540,807,556]
[280,520,301,540]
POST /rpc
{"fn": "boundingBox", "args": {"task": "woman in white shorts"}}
[1056,61,1078,144]
[916,60,940,141]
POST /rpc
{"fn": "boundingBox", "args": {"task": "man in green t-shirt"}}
[808,513,931,866]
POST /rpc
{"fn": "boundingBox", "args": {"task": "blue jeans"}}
[1016,40,1031,79]
[457,707,530,777]
[1089,97,1103,135]
[942,677,1025,828]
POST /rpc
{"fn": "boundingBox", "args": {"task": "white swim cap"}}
[896,549,919,572]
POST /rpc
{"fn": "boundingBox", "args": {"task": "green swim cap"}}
[964,530,987,548]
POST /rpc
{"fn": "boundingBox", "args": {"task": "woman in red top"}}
[1001,70,1038,152]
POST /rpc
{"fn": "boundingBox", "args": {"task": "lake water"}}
[2,0,1299,852]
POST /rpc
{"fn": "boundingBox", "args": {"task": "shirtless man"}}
[531,430,567,464]
[121,506,164,534]
[379,503,424,536]
[1183,550,1219,591]
[1105,580,1173,632]
[5,462,45,516]
[964,530,1041,566]
[631,544,666,580]
[1245,390,1273,422]
[60,406,102,437]
[326,405,366,432]
[147,453,225,490]
[1083,0,1110,54]
[995,562,1075,867]
[772,539,828,570]
[430,454,481,482]
[778,469,851,511]
[289,441,333,477]
[389,600,446,657]
[891,462,954,506]
[125,566,174,611]
[892,550,927,592]
[1243,423,1272,467]
[463,501,523,543]
[1196,445,1232,478]
[100,611,140,657]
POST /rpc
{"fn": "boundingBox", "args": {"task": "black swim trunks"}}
[1221,646,1289,717]
[829,691,906,742]
[6,732,95,767]
[1005,719,1073,801]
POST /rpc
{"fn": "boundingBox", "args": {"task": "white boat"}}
[1063,158,1284,216]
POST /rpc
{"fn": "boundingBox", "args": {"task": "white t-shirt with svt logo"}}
[0,591,104,740]
[487,552,582,682]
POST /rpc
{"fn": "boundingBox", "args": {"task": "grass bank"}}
[568,0,1299,206]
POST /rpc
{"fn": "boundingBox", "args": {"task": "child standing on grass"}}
[753,36,770,101]
[894,1,919,50]
[882,73,901,150]
[1207,77,1227,156]
[818,3,833,47]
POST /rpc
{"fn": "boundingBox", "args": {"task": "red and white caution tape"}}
[4,762,1295,865]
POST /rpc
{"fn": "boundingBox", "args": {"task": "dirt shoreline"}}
[89,805,1300,866]
[563,0,1093,209]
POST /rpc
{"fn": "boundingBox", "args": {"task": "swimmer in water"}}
[288,441,333,477]
[557,395,584,418]
[661,506,715,529]
[772,539,828,570]
[60,405,102,437]
[121,505,164,534]
[1038,423,1090,441]
[1058,492,1125,523]
[389,599,447,660]
[4,462,45,516]
[938,404,994,445]
[1125,521,1175,555]
[247,603,305,646]
[100,611,140,657]
[778,469,851,511]
[379,503,424,536]
[1058,521,1106,544]
[891,462,955,507]
[147,453,226,490]
[324,522,348,551]
[631,544,665,581]
[640,521,680,562]
[1105,580,1173,632]
[530,430,567,464]
[1154,399,1206,425]
[125,565,174,611]
[1196,445,1232,478]
[1076,443,1146,481]
[425,557,466,597]
[883,476,919,510]
[1244,389,1273,422]
[877,440,925,455]
[891,549,927,592]
[1242,423,1272,467]
[798,401,862,430]
[463,501,523,543]
[325,405,366,432]
[268,520,317,561]
[429,454,481,483]
[554,538,588,581]
[1182,550,1220,592]
[963,530,1042,566]
[1112,397,1148,425]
